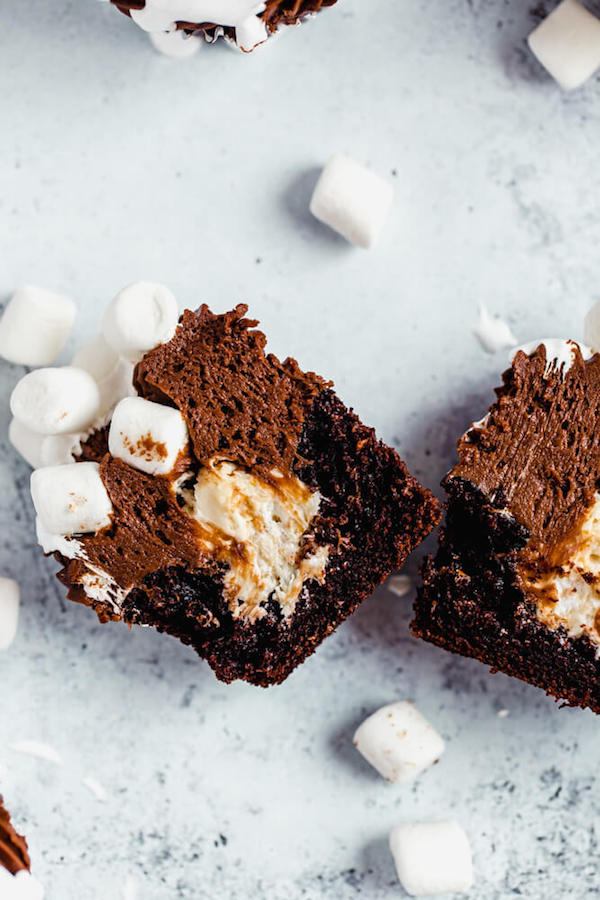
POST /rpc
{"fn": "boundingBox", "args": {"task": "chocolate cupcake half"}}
[413,339,600,713]
[32,303,439,686]
[110,0,338,52]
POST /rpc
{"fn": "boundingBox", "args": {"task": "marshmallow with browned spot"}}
[353,701,445,783]
[31,462,113,537]
[108,396,189,476]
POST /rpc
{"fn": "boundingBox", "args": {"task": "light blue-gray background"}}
[2,1,600,897]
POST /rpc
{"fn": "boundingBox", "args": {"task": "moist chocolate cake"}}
[39,305,439,686]
[413,339,600,713]
[110,0,338,52]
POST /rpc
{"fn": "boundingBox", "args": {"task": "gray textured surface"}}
[2,0,600,897]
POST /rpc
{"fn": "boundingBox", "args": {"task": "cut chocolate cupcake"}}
[110,0,339,52]
[413,339,600,713]
[0,797,43,898]
[34,303,439,686]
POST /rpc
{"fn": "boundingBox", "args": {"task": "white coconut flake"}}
[472,304,518,354]
[82,776,107,802]
[10,741,63,766]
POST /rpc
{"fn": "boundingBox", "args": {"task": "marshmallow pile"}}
[528,0,600,91]
[354,700,473,895]
[8,281,179,472]
[310,154,394,249]
[5,281,185,545]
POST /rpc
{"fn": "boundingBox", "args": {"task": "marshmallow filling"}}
[53,456,329,624]
[522,492,600,649]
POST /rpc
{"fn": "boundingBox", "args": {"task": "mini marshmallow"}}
[102,281,179,362]
[584,301,600,352]
[353,701,445,783]
[310,154,394,249]
[31,462,113,536]
[0,578,20,650]
[10,367,101,436]
[0,867,45,900]
[235,15,268,51]
[72,335,135,413]
[389,821,473,896]
[150,30,202,58]
[0,285,76,366]
[528,0,600,91]
[8,419,45,469]
[108,396,189,476]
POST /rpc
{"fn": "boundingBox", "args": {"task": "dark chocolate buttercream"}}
[449,343,600,556]
[134,305,325,483]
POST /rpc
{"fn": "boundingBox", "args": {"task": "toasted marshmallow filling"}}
[525,493,600,647]
[178,459,329,622]
[43,457,328,623]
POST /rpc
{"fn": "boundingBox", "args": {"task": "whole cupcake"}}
[110,0,338,53]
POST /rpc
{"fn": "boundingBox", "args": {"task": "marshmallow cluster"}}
[102,281,178,362]
[108,396,189,476]
[353,701,445,783]
[528,0,600,91]
[0,577,20,651]
[0,285,76,367]
[389,821,473,896]
[310,154,394,249]
[31,462,113,537]
[7,282,174,473]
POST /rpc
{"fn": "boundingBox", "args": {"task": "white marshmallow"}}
[72,335,135,413]
[8,419,45,469]
[528,0,600,91]
[31,462,113,537]
[584,301,600,352]
[0,578,20,650]
[353,701,445,783]
[0,867,45,900]
[10,367,101,436]
[235,15,268,51]
[310,154,394,249]
[102,281,179,362]
[389,821,473,896]
[150,30,203,58]
[108,396,189,476]
[0,285,76,367]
